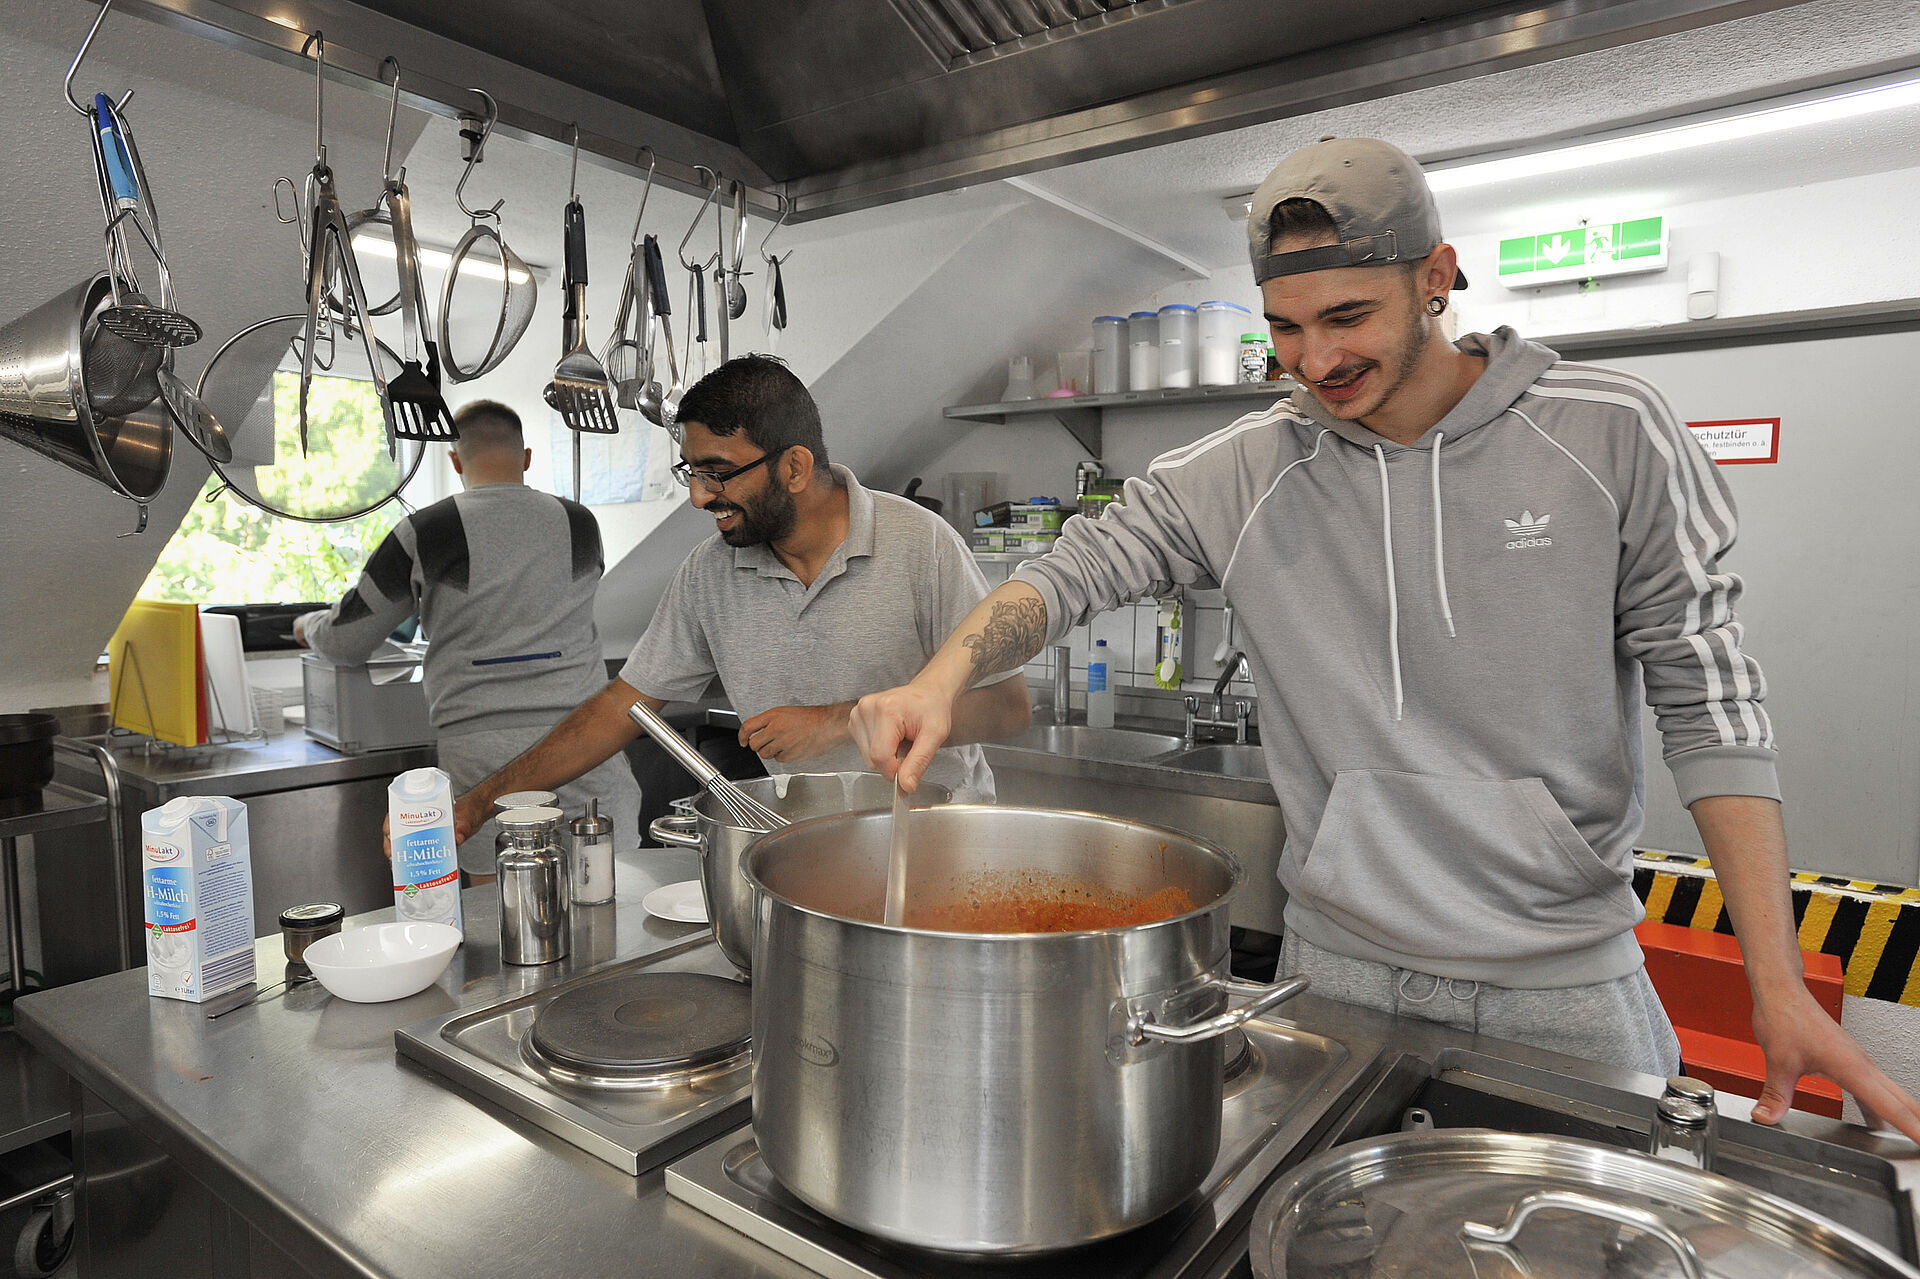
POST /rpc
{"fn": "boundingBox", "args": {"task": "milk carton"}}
[389,767,463,933]
[141,796,257,1002]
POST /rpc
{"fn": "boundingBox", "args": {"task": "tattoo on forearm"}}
[963,597,1048,678]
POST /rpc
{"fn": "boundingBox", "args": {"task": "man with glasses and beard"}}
[848,137,1920,1142]
[447,354,1031,846]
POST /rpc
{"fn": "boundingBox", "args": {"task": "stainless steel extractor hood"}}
[114,0,1811,219]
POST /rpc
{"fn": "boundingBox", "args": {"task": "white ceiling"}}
[1012,0,1920,269]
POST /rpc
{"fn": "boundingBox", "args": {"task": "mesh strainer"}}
[195,313,422,524]
[437,90,537,382]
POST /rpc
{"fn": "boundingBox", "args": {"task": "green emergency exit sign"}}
[1497,216,1668,288]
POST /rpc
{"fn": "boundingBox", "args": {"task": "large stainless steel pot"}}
[647,772,949,973]
[742,804,1307,1255]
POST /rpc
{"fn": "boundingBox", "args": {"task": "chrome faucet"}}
[1212,650,1248,720]
[1185,651,1252,745]
[1051,645,1072,725]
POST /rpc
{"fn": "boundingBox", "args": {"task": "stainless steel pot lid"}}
[1249,1128,1920,1278]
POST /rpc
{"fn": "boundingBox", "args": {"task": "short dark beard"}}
[716,482,798,547]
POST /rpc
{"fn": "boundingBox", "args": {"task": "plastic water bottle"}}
[1086,640,1116,728]
[388,767,463,934]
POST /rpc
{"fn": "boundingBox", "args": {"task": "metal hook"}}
[64,0,120,113]
[378,56,403,184]
[627,146,657,248]
[758,193,792,265]
[453,88,504,222]
[272,175,302,225]
[300,31,326,168]
[677,167,721,271]
[566,122,581,203]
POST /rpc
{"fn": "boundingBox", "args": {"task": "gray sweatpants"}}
[438,725,644,876]
[1280,932,1682,1076]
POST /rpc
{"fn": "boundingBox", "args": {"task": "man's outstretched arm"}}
[1696,794,1920,1143]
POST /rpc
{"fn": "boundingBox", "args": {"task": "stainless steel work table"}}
[16,847,1920,1279]
[38,731,438,982]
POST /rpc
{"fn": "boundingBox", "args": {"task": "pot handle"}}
[1131,974,1309,1045]
[1461,1191,1706,1279]
[648,814,703,848]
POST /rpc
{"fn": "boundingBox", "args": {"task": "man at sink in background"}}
[445,355,1031,846]
[298,400,642,882]
[851,138,1920,1143]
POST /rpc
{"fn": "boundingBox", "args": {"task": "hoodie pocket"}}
[1294,770,1640,963]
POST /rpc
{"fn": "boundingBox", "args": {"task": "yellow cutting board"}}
[108,600,206,747]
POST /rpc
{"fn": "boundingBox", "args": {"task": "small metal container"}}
[494,790,559,861]
[278,902,343,977]
[497,806,569,966]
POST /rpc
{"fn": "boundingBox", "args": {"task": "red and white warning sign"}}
[1686,418,1779,464]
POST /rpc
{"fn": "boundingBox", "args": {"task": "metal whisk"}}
[626,701,788,831]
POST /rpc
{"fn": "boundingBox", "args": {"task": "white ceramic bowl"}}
[304,922,461,1003]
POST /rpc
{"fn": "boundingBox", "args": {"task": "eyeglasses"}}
[671,447,788,493]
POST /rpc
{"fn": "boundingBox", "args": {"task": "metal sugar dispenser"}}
[570,799,615,905]
[496,806,570,966]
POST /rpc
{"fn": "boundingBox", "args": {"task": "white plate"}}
[643,880,708,924]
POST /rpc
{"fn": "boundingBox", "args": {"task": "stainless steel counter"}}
[18,843,1918,1279]
[38,731,438,984]
[67,731,437,802]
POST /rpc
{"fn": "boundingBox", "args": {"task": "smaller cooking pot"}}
[0,713,59,801]
[647,772,950,972]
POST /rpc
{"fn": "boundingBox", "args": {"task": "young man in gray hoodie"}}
[852,137,1920,1142]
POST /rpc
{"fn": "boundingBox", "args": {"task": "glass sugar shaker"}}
[570,798,614,905]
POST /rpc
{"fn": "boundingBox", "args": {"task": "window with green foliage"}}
[140,372,423,605]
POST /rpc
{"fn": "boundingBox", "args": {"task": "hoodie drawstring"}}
[1373,445,1404,722]
[1431,433,1455,638]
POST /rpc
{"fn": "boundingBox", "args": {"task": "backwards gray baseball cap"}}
[1248,137,1467,289]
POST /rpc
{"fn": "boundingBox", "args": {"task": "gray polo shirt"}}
[620,465,1009,801]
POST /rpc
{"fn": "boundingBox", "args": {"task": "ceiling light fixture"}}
[1220,70,1920,216]
[349,232,535,285]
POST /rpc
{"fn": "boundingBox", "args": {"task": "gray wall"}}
[1608,330,1920,883]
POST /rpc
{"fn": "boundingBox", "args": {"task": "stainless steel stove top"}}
[664,1011,1387,1279]
[395,934,752,1175]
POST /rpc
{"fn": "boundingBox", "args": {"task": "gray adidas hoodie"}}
[1014,327,1778,988]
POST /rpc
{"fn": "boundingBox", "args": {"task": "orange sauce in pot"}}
[910,869,1197,933]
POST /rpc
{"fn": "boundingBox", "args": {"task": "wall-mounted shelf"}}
[944,381,1297,458]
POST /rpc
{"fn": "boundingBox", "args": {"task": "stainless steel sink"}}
[1156,744,1269,780]
[1008,724,1187,761]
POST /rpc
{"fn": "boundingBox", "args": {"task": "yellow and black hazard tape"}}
[1632,850,1920,1007]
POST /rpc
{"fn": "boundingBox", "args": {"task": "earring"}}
[1426,296,1448,316]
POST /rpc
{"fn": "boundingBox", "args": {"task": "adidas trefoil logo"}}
[1503,510,1552,550]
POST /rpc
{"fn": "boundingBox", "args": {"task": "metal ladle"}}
[725,180,748,321]
[634,234,681,428]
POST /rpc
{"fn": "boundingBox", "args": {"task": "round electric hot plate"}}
[530,972,751,1078]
